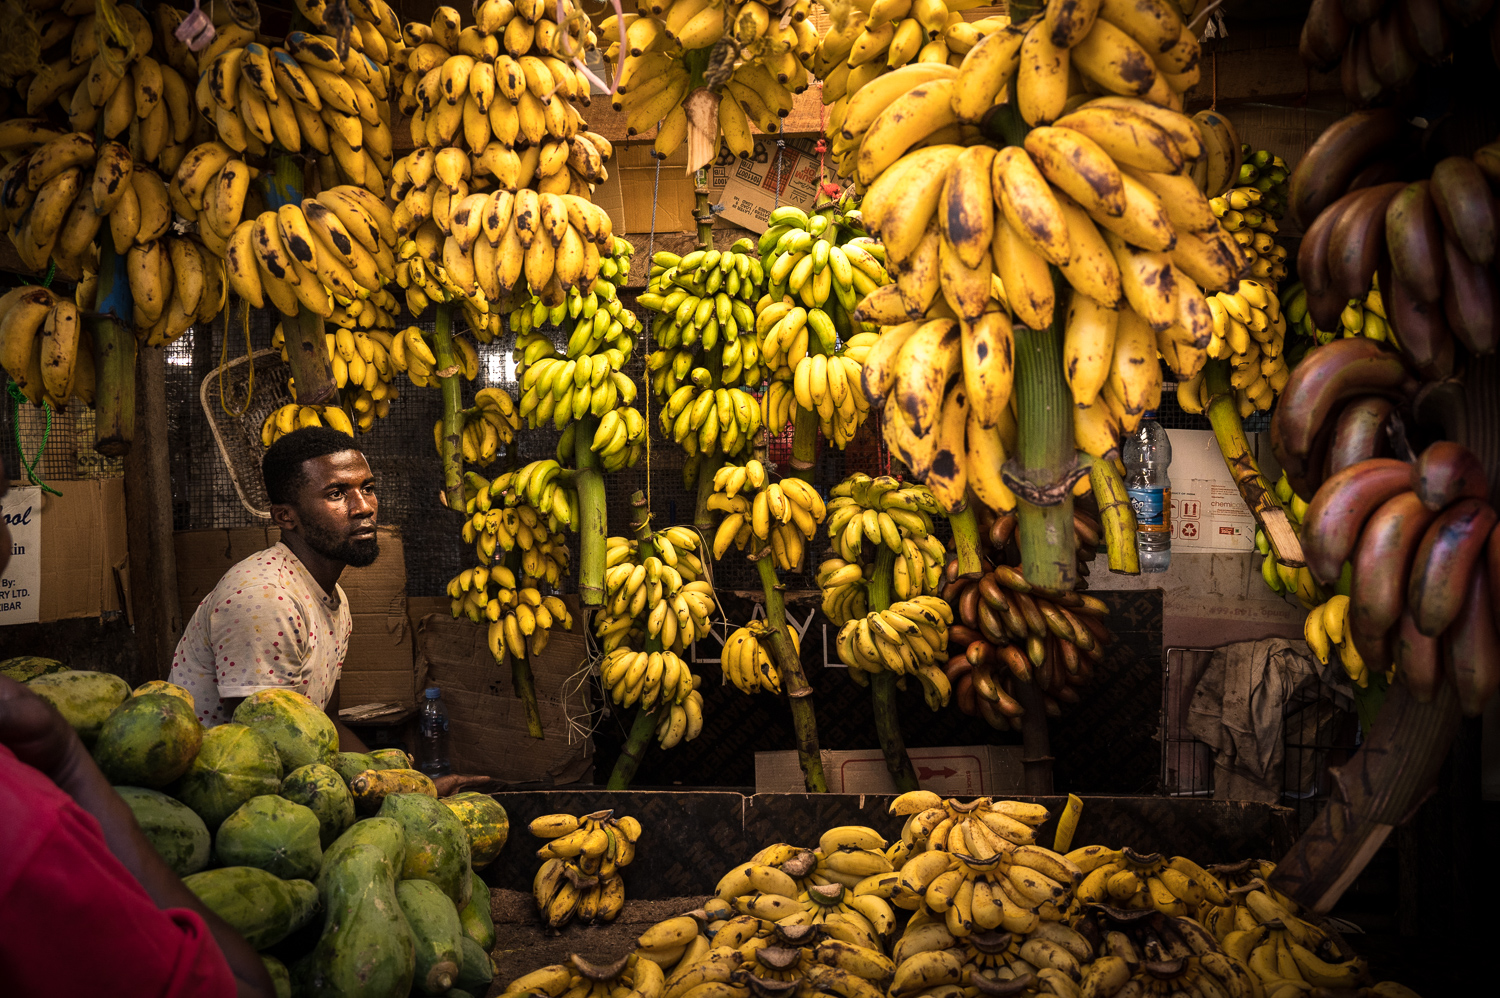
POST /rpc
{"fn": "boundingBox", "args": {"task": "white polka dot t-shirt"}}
[169,542,351,727]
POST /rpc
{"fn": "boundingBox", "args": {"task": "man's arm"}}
[324,682,368,753]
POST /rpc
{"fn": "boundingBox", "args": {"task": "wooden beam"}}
[123,344,182,681]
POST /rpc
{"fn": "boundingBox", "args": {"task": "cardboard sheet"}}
[756,746,1025,795]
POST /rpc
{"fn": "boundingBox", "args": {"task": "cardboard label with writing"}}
[755,746,1024,795]
[715,138,822,232]
[1165,429,1258,552]
[0,486,41,623]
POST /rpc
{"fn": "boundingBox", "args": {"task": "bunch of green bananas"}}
[595,530,714,655]
[1282,279,1391,346]
[529,809,639,929]
[659,381,766,474]
[502,236,636,346]
[719,621,802,696]
[516,349,642,436]
[642,241,766,392]
[553,407,647,473]
[498,954,665,998]
[1209,185,1290,286]
[834,596,955,707]
[1175,278,1290,418]
[261,403,356,443]
[473,459,581,536]
[1235,145,1291,217]
[707,459,827,571]
[817,475,948,626]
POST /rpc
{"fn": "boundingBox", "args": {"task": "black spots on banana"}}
[285,232,316,263]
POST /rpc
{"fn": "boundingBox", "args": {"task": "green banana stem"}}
[574,412,606,607]
[607,492,658,789]
[1204,359,1304,566]
[694,172,713,251]
[505,546,544,739]
[91,244,135,457]
[431,304,465,514]
[1012,286,1078,591]
[789,319,828,483]
[755,552,828,792]
[869,545,919,792]
[1078,451,1139,574]
[948,504,983,577]
[695,448,723,531]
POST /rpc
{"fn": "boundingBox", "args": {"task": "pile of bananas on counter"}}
[500,954,665,998]
[600,0,819,157]
[529,810,640,929]
[260,401,358,442]
[1173,278,1290,419]
[817,474,948,626]
[719,620,803,695]
[758,205,887,450]
[0,284,92,408]
[1282,279,1391,346]
[1211,186,1289,286]
[388,2,615,308]
[940,508,1112,730]
[708,458,827,571]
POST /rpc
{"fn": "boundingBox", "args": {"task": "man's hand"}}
[0,676,89,790]
[431,773,492,797]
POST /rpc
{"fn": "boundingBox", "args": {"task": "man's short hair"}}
[263,427,362,506]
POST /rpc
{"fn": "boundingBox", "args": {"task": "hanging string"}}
[218,298,254,417]
[7,382,61,496]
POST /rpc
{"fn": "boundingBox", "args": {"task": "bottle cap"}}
[424,687,440,698]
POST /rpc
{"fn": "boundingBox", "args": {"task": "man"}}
[169,427,375,750]
[0,458,274,996]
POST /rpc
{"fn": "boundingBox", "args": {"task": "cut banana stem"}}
[431,304,466,513]
[1012,291,1078,593]
[263,157,338,406]
[92,246,136,457]
[869,545,920,793]
[1080,451,1139,575]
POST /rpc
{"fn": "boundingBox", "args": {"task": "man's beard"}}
[302,520,380,567]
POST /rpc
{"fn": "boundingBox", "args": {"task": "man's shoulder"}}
[212,544,305,600]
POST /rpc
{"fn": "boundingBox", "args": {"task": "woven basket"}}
[198,348,294,518]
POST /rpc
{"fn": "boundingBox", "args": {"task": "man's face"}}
[283,451,380,567]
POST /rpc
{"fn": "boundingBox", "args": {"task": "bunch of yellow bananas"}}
[261,402,357,444]
[458,387,522,465]
[13,3,195,181]
[1174,279,1290,419]
[599,645,698,713]
[720,620,804,695]
[816,0,1008,107]
[835,596,955,706]
[1251,472,1327,611]
[0,284,93,409]
[1210,185,1290,285]
[457,470,572,575]
[482,459,582,535]
[707,458,828,571]
[551,406,646,473]
[1303,594,1371,688]
[220,185,398,321]
[446,562,572,662]
[1283,279,1391,346]
[596,528,714,655]
[817,474,948,627]
[600,0,818,158]
[1189,108,1243,198]
[517,348,642,433]
[499,954,665,998]
[268,322,399,434]
[529,810,639,928]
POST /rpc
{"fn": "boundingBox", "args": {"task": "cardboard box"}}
[716,137,822,233]
[594,145,699,235]
[173,526,416,706]
[1164,429,1259,553]
[416,606,594,785]
[755,746,1025,795]
[0,478,128,623]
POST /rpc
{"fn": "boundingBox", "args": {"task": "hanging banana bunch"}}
[0,284,94,409]
[719,621,804,696]
[596,529,715,657]
[599,0,819,160]
[707,457,827,571]
[1171,278,1289,418]
[270,320,403,434]
[484,458,582,535]
[1282,279,1391,347]
[448,561,574,662]
[261,400,358,442]
[818,474,948,628]
[1210,185,1289,285]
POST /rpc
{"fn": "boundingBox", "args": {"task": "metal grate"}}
[1161,647,1217,797]
[0,392,125,486]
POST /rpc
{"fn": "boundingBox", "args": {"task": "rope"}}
[774,139,785,209]
[7,382,61,496]
[218,298,254,417]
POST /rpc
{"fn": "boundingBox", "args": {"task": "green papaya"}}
[396,880,464,996]
[279,763,356,849]
[214,795,324,881]
[131,680,194,709]
[261,954,291,998]
[443,991,475,998]
[0,655,65,682]
[453,935,493,994]
[368,747,411,769]
[456,871,494,951]
[441,792,508,869]
[377,793,472,909]
[232,688,338,771]
[25,669,128,746]
[333,751,374,783]
[295,817,415,998]
[170,722,283,830]
[183,867,319,950]
[114,786,210,877]
[92,694,203,788]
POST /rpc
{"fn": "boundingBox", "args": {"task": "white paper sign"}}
[0,485,42,623]
[1164,429,1259,553]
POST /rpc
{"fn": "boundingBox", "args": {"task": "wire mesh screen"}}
[0,394,124,486]
[1161,647,1216,797]
[1156,362,1273,434]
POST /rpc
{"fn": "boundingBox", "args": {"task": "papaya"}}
[397,880,464,995]
[214,795,324,881]
[262,954,291,998]
[170,722,283,830]
[444,991,475,998]
[441,793,508,869]
[295,816,415,998]
[333,751,374,783]
[232,688,338,771]
[369,747,412,769]
[131,679,195,709]
[456,871,495,951]
[453,935,494,994]
[114,786,210,877]
[280,763,356,848]
[25,669,128,746]
[92,693,203,788]
[350,768,437,814]
[377,793,472,909]
[183,866,320,950]
[0,655,66,682]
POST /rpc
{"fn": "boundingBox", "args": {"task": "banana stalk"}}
[948,504,983,577]
[431,304,465,514]
[574,413,606,606]
[606,491,660,790]
[506,546,545,739]
[92,242,135,457]
[789,403,819,482]
[695,447,723,531]
[694,171,713,261]
[1203,358,1305,567]
[263,155,337,406]
[1078,452,1139,574]
[869,545,919,792]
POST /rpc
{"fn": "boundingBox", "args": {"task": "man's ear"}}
[270,503,299,533]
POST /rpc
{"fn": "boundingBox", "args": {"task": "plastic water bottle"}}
[1124,414,1172,573]
[416,687,451,776]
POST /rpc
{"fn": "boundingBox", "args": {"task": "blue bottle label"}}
[1127,487,1172,535]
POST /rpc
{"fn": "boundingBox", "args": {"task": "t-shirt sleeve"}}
[0,782,236,996]
[206,581,318,698]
